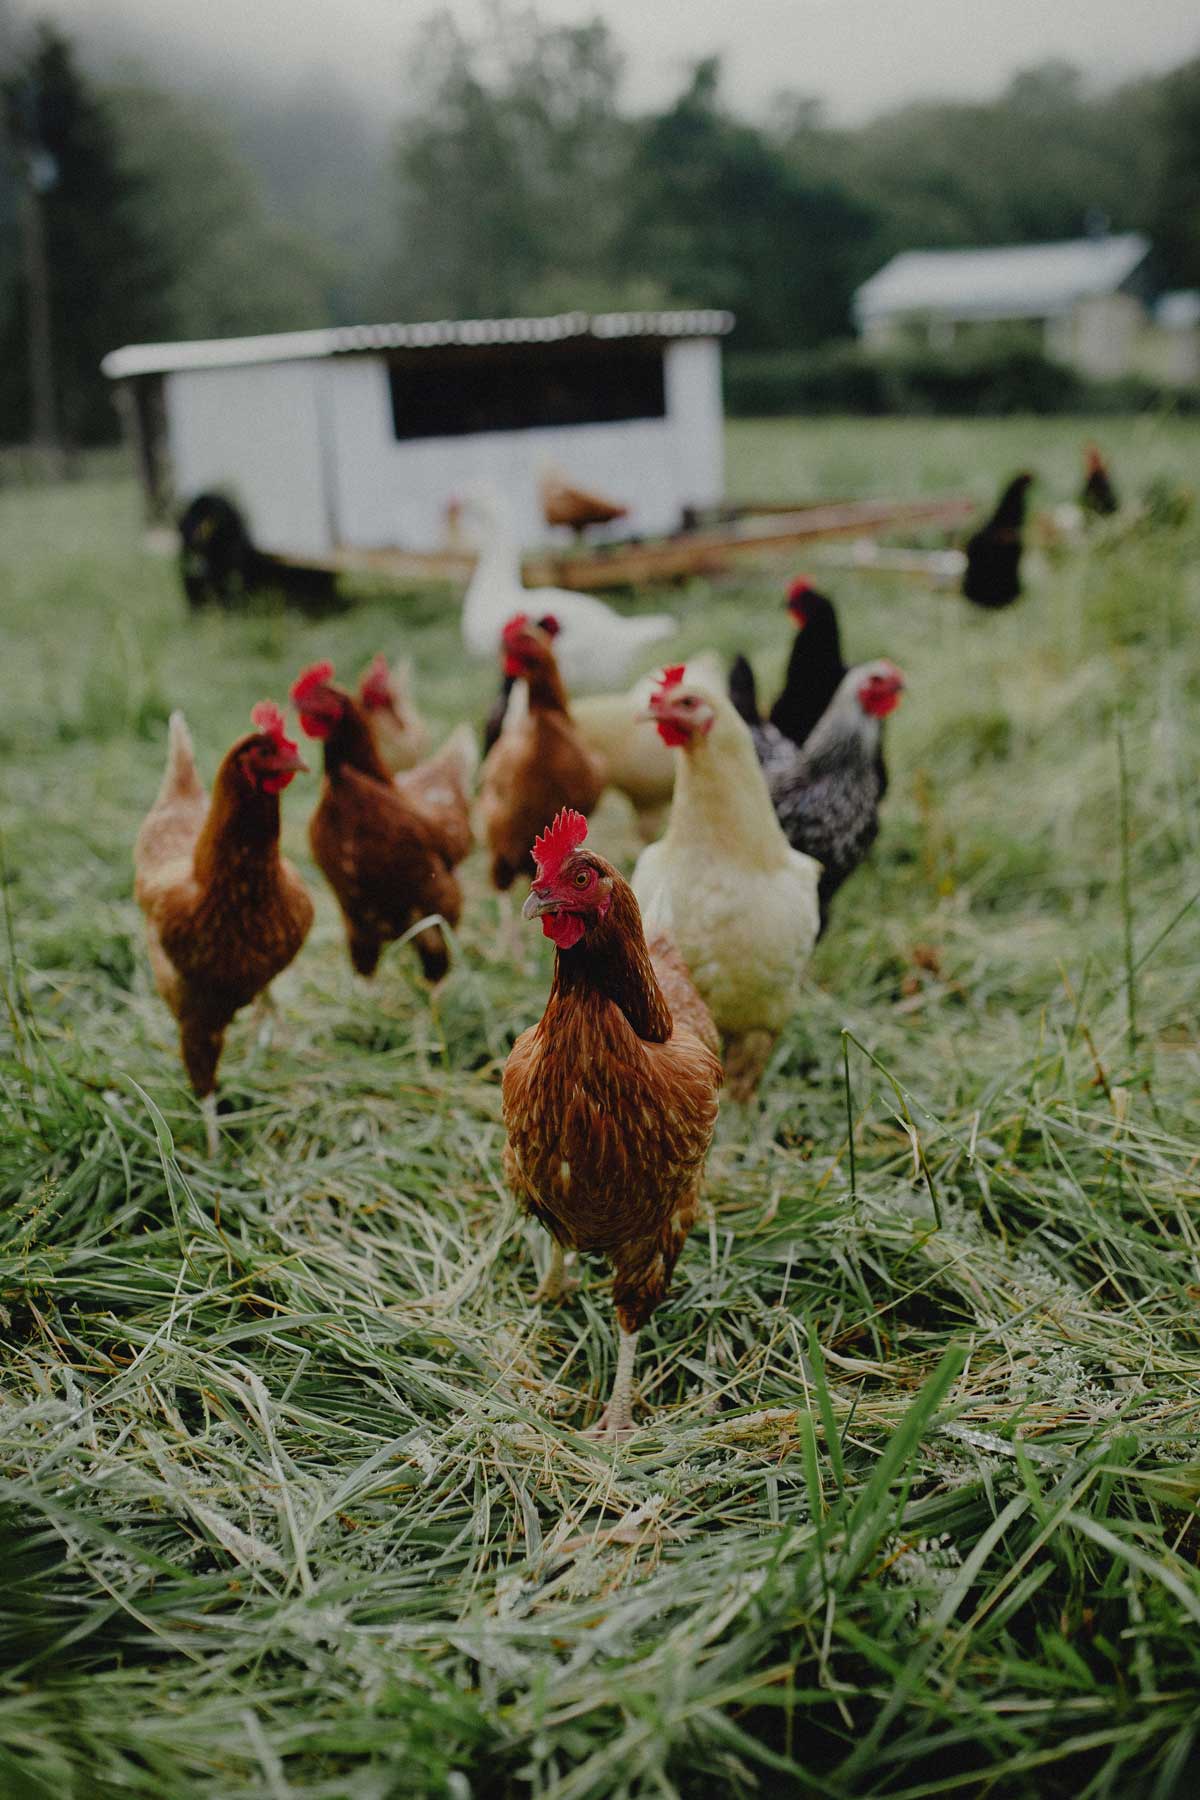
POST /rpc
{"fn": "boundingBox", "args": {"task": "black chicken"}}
[1081,447,1119,518]
[754,661,904,931]
[732,579,888,798]
[962,473,1033,610]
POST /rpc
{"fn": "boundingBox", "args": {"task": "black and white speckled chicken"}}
[753,661,905,929]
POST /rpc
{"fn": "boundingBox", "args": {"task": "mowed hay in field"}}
[1,416,1199,1799]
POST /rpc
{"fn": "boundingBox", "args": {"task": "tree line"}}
[1,5,1197,445]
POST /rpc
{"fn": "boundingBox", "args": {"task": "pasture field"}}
[2,414,1200,1799]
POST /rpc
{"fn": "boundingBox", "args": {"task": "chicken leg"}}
[253,987,278,1051]
[535,1242,579,1303]
[585,1325,639,1440]
[723,1028,778,1104]
[200,1093,219,1160]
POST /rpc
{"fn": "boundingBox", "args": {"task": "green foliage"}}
[1152,55,1200,289]
[1,418,1200,1793]
[619,59,874,348]
[379,9,634,321]
[726,339,1200,417]
[110,85,336,341]
[842,60,1164,259]
[0,23,169,444]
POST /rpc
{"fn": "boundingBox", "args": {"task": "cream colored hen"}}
[632,665,821,1102]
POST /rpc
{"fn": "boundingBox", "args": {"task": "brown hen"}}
[292,661,473,982]
[478,615,606,893]
[502,809,721,1438]
[133,703,313,1155]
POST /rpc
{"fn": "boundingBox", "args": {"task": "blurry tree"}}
[378,6,637,319]
[217,74,387,322]
[0,22,168,444]
[620,58,874,347]
[111,85,336,340]
[844,61,1162,257]
[1151,56,1200,287]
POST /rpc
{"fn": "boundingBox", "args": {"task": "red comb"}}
[501,613,531,645]
[537,613,561,638]
[250,700,288,745]
[787,577,813,602]
[656,664,686,692]
[532,808,589,881]
[291,661,334,707]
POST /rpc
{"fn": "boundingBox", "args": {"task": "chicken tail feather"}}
[157,710,203,804]
[727,654,760,726]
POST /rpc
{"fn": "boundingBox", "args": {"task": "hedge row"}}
[724,341,1200,417]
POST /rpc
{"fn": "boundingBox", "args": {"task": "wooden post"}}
[21,159,60,474]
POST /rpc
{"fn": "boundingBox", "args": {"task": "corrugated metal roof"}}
[101,309,735,380]
[854,234,1149,324]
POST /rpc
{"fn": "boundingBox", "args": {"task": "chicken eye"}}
[573,869,590,888]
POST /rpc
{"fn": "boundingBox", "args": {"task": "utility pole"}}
[21,149,59,469]
[7,69,61,474]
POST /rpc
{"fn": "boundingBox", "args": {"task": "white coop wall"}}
[327,341,726,554]
[663,339,725,512]
[165,362,333,559]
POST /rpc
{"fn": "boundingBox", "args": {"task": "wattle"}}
[543,911,587,950]
[655,720,690,749]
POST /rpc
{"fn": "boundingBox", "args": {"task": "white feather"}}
[459,488,677,693]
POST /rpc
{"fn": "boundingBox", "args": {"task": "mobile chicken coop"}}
[102,310,738,603]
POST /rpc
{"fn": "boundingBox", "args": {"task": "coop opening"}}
[387,342,667,439]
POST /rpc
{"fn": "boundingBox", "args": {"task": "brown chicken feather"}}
[133,708,313,1145]
[503,824,721,1436]
[293,664,469,981]
[478,619,606,891]
[540,466,629,537]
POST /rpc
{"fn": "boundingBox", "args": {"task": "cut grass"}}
[1,415,1199,1798]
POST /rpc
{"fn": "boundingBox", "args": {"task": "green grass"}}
[1,415,1199,1799]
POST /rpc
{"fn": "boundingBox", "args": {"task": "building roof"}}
[101,309,735,381]
[853,234,1150,326]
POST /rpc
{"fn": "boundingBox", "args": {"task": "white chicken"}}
[632,663,822,1103]
[459,488,676,694]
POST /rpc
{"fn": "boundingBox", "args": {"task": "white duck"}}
[459,488,677,693]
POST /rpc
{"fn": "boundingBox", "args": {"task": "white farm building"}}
[102,310,733,570]
[853,234,1157,380]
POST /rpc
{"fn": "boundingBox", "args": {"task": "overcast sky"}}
[21,0,1200,122]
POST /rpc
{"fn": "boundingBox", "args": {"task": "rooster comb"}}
[291,661,335,707]
[786,577,813,603]
[532,808,589,881]
[501,612,531,644]
[250,700,290,746]
[655,664,687,693]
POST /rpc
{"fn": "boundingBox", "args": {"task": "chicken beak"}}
[522,889,554,920]
[278,747,309,775]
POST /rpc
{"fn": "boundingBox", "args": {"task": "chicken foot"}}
[585,1326,639,1440]
[535,1242,579,1303]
